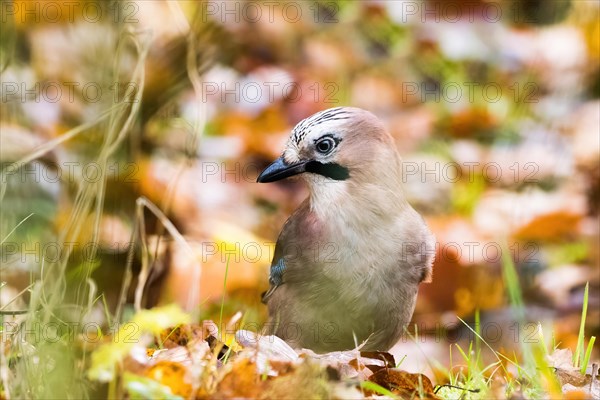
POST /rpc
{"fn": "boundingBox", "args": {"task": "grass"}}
[445,320,500,399]
[582,336,596,375]
[398,248,594,400]
[0,6,215,396]
[573,282,596,375]
[436,245,582,399]
[1,18,150,397]
[359,381,399,398]
[218,254,232,336]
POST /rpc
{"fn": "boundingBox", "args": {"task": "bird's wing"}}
[261,257,286,303]
[261,200,309,304]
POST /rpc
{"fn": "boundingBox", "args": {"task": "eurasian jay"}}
[257,107,435,353]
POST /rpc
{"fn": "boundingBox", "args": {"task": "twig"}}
[434,384,481,394]
[132,197,200,312]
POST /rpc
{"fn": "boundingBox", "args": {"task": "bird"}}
[256,106,435,353]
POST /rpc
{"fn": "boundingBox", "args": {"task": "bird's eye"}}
[315,137,336,154]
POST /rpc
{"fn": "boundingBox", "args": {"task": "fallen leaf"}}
[159,322,216,349]
[235,330,299,376]
[215,358,266,399]
[258,361,331,400]
[124,372,183,400]
[358,351,396,372]
[515,211,582,241]
[366,368,438,399]
[302,348,384,380]
[145,361,193,398]
[547,348,586,386]
[88,305,190,382]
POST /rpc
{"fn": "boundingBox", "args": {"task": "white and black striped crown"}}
[290,107,352,146]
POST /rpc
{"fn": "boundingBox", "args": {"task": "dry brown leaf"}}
[547,349,599,398]
[258,361,331,400]
[547,348,577,370]
[215,358,266,399]
[358,351,396,373]
[159,322,217,349]
[366,368,439,399]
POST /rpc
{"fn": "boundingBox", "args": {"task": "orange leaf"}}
[145,361,192,398]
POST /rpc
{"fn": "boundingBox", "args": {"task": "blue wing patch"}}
[262,258,286,303]
[269,258,286,286]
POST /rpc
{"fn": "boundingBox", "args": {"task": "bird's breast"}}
[271,203,428,352]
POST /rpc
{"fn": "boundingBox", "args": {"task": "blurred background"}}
[1,0,599,394]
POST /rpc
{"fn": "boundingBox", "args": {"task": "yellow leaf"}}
[88,304,190,382]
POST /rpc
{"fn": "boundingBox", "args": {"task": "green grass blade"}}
[395,354,407,368]
[581,336,596,374]
[359,381,399,399]
[218,254,231,338]
[457,316,515,378]
[0,213,33,245]
[574,282,589,368]
[475,309,481,369]
[454,343,470,363]
[501,245,524,310]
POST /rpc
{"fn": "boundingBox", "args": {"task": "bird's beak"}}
[257,156,308,183]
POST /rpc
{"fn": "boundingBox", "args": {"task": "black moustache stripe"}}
[305,161,350,181]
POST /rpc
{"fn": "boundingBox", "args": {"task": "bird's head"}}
[257,107,401,188]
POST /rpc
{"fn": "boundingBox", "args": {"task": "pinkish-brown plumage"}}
[258,107,435,353]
